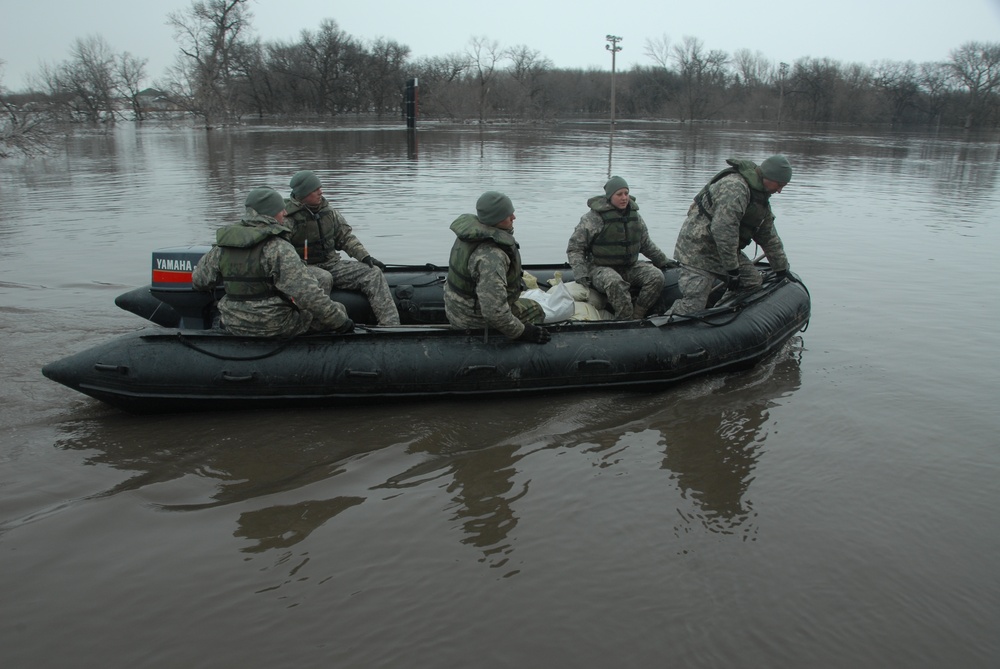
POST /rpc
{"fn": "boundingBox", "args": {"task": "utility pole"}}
[777,62,788,128]
[606,35,622,129]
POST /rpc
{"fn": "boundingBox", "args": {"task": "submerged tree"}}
[672,36,730,121]
[505,44,552,119]
[872,60,920,125]
[31,35,147,124]
[167,0,254,127]
[1,63,55,157]
[948,41,1000,128]
[468,36,505,123]
[408,53,471,119]
[117,52,149,121]
[366,37,411,118]
[38,35,119,123]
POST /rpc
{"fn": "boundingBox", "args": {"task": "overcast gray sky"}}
[2,0,1000,91]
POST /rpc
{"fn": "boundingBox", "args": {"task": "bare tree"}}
[467,36,505,123]
[948,41,1000,128]
[116,52,148,121]
[1,63,55,157]
[367,37,411,118]
[295,19,357,114]
[672,36,730,121]
[409,53,471,119]
[167,0,254,127]
[231,37,279,118]
[836,62,876,124]
[506,44,552,119]
[40,35,122,123]
[919,61,953,127]
[732,49,769,90]
[789,57,842,123]
[643,34,672,70]
[872,60,919,125]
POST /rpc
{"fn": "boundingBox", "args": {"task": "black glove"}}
[774,269,790,280]
[517,322,551,345]
[726,269,741,291]
[362,256,387,271]
[335,318,354,334]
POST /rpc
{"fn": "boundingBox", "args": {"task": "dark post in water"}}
[405,78,419,129]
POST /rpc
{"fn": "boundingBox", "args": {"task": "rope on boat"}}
[175,332,299,361]
[660,271,799,328]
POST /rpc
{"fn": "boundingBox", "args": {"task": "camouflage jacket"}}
[443,216,526,339]
[673,172,789,275]
[284,196,371,272]
[567,195,669,283]
[192,211,350,337]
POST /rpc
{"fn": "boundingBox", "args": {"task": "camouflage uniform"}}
[567,194,670,319]
[444,213,543,339]
[284,196,400,326]
[192,210,352,337]
[670,159,790,315]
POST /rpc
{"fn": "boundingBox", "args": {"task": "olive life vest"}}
[694,159,774,249]
[588,195,642,267]
[285,199,333,265]
[216,222,289,301]
[446,214,522,305]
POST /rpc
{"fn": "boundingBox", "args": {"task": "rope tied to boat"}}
[175,332,299,361]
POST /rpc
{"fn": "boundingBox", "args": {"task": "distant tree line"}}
[3,0,1000,155]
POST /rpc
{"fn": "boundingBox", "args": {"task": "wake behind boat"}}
[42,246,811,413]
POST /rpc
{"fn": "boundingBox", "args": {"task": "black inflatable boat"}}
[42,246,811,413]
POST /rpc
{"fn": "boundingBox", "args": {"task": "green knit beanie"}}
[244,187,286,217]
[476,191,515,226]
[759,155,793,184]
[604,175,629,198]
[289,170,322,199]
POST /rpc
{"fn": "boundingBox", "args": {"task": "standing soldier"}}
[284,170,401,326]
[669,155,794,315]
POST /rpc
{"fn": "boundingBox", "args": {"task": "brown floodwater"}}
[2,120,999,668]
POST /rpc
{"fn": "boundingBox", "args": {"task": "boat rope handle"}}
[175,332,297,361]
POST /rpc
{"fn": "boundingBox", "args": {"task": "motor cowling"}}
[150,245,216,329]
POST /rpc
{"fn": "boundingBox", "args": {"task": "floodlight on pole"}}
[606,35,622,128]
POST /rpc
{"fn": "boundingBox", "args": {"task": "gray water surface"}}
[2,121,999,668]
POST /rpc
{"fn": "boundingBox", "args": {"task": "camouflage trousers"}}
[668,253,762,316]
[590,262,665,320]
[308,262,400,326]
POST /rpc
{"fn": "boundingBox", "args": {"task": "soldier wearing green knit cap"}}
[191,187,354,337]
[567,176,672,320]
[283,170,400,326]
[444,191,551,344]
[668,155,795,316]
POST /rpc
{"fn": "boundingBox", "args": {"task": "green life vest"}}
[446,213,522,304]
[285,199,333,265]
[216,222,288,301]
[588,195,643,267]
[694,159,774,249]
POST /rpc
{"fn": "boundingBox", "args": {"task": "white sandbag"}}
[521,282,576,323]
[572,301,613,321]
[562,280,590,301]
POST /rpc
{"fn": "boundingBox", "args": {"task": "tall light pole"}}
[778,61,788,128]
[606,35,622,128]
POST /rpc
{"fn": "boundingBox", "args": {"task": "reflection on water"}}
[235,497,365,554]
[661,341,803,538]
[50,339,803,573]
